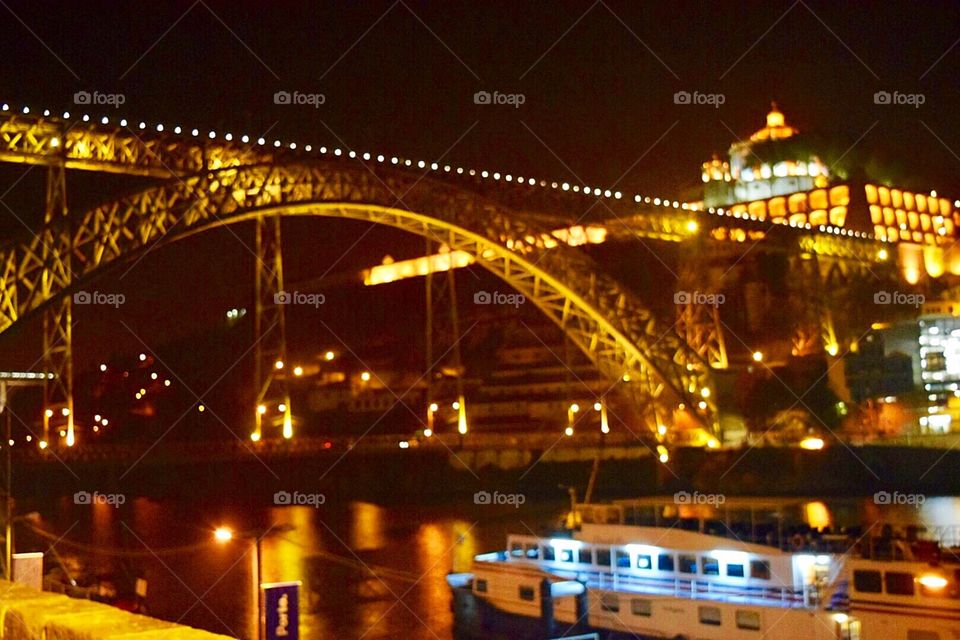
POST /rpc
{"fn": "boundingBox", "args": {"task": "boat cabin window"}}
[475,579,488,593]
[658,553,675,572]
[701,556,720,576]
[631,598,652,617]
[600,593,620,612]
[679,555,698,574]
[559,548,575,563]
[636,554,652,570]
[579,548,594,565]
[510,543,524,557]
[519,586,536,601]
[596,548,611,568]
[727,563,746,578]
[885,571,916,596]
[542,545,555,561]
[615,549,631,568]
[750,560,771,580]
[736,610,761,630]
[525,546,540,560]
[853,570,882,593]
[699,605,722,626]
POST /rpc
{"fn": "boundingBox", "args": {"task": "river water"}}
[12,496,960,639]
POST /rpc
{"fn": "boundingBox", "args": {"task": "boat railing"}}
[569,566,812,609]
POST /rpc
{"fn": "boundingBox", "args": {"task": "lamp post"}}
[214,527,263,640]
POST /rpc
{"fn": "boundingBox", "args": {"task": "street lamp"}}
[215,526,264,640]
[214,525,293,640]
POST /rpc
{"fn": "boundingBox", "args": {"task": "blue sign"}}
[262,581,300,640]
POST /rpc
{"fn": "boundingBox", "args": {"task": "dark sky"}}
[1,0,959,368]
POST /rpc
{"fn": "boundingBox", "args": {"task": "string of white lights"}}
[4,103,957,244]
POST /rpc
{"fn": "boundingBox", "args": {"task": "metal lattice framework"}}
[0,160,717,436]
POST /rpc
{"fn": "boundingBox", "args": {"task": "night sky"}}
[0,0,959,370]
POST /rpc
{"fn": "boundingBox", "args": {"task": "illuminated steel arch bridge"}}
[0,106,955,451]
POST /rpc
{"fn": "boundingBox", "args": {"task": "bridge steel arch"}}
[0,161,716,436]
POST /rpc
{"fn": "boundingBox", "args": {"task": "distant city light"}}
[752,351,764,362]
[274,360,284,370]
[324,351,335,361]
[100,364,107,372]
[214,527,233,543]
[293,366,303,376]
[139,353,147,361]
[800,437,825,451]
[360,371,371,382]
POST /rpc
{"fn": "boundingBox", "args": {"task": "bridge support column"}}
[41,156,73,447]
[789,253,839,358]
[253,216,292,440]
[424,241,467,436]
[675,252,728,370]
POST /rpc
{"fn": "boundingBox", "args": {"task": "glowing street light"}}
[324,351,335,361]
[752,351,764,362]
[293,366,303,376]
[274,360,284,370]
[360,371,371,382]
[214,526,234,543]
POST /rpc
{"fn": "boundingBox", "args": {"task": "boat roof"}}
[574,524,790,556]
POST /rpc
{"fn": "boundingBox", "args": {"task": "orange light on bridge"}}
[214,527,234,543]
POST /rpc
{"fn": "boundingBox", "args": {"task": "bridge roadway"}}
[13,431,653,466]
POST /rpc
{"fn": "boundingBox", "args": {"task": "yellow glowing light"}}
[324,351,335,361]
[99,363,107,372]
[92,426,99,433]
[44,409,53,418]
[257,404,267,415]
[214,527,234,543]
[274,360,284,370]
[701,388,711,398]
[59,430,66,437]
[278,403,287,413]
[877,248,889,261]
[49,136,60,148]
[198,404,205,413]
[800,437,825,451]
[832,613,849,624]
[38,440,48,450]
[752,351,764,362]
[293,366,303,376]
[457,396,468,434]
[250,431,261,442]
[707,439,720,449]
[918,573,948,590]
[360,371,371,382]
[686,220,699,233]
[65,431,75,447]
[593,402,602,411]
[164,379,171,386]
[564,426,574,437]
[428,402,439,413]
[101,419,108,425]
[622,374,631,382]
[569,403,580,413]
[61,407,70,417]
[283,413,293,439]
[657,445,669,463]
[139,353,147,361]
[423,428,433,438]
[452,401,460,410]
[657,424,667,436]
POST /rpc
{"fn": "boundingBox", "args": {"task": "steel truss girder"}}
[0,162,715,434]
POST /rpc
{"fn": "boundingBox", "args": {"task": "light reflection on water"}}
[17,496,960,639]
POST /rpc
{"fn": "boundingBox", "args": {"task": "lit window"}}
[750,560,771,580]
